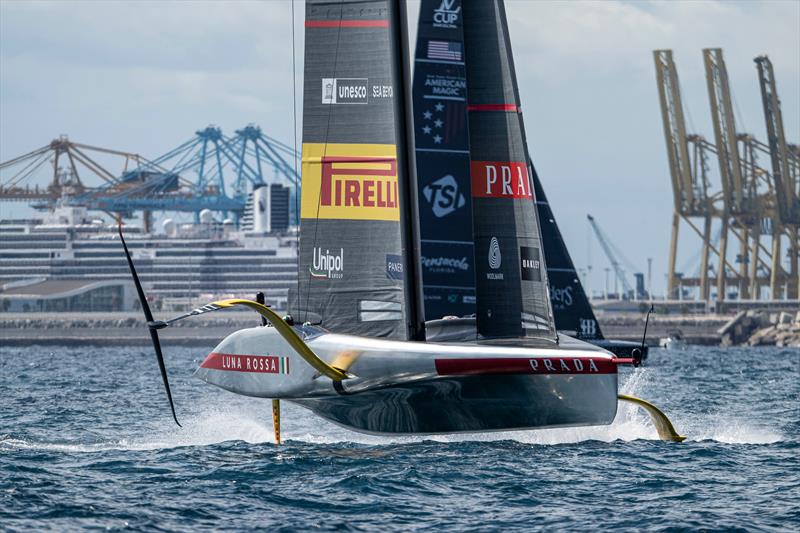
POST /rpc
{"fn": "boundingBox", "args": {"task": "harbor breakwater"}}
[2,310,797,346]
[0,310,737,346]
[718,310,800,347]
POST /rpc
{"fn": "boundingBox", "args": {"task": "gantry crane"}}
[0,125,301,229]
[755,55,800,298]
[587,214,637,299]
[703,48,789,300]
[654,49,729,301]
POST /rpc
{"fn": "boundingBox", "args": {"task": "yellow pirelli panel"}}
[301,143,400,221]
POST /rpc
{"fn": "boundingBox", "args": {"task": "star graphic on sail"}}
[415,98,467,150]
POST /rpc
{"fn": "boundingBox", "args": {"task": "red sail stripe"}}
[305,20,389,28]
[467,104,519,112]
[435,357,618,376]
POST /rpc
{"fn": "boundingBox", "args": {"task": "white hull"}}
[194,325,620,434]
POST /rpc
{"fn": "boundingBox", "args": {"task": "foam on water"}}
[285,369,784,446]
[0,365,784,454]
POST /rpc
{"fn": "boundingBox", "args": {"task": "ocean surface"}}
[1,343,798,531]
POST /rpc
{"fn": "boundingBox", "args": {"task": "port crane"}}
[587,214,638,299]
[654,48,798,304]
[654,49,729,301]
[703,48,790,300]
[755,55,799,298]
[0,125,300,228]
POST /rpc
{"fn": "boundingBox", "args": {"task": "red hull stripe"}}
[201,352,290,374]
[435,357,618,376]
[305,20,389,28]
[467,104,519,112]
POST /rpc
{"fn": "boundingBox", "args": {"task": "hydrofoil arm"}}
[153,299,348,382]
[618,394,686,442]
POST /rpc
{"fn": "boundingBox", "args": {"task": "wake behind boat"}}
[121,0,683,443]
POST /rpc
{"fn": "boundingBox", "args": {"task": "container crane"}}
[654,49,728,301]
[1,125,301,229]
[755,55,800,298]
[587,214,636,299]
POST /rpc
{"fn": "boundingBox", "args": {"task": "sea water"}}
[1,344,797,531]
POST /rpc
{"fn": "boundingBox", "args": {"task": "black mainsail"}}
[412,0,476,321]
[297,0,421,340]
[462,0,555,339]
[532,170,604,340]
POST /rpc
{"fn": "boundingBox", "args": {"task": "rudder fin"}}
[618,394,686,442]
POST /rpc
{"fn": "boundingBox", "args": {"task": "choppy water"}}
[1,344,798,531]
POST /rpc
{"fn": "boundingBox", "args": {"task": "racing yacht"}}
[122,0,682,443]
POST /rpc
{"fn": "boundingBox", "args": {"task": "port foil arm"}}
[157,299,348,382]
[618,394,686,442]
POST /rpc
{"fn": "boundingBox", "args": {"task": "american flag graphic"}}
[427,40,463,61]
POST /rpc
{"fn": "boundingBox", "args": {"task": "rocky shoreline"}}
[718,310,800,347]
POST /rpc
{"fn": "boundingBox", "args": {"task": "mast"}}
[391,0,426,340]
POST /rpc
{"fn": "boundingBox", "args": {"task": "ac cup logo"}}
[423,174,466,218]
[433,0,460,28]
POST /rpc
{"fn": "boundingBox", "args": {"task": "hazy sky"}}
[1,0,798,295]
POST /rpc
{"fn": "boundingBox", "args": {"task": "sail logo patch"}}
[427,41,462,61]
[301,144,400,221]
[432,0,460,29]
[321,78,393,104]
[421,255,470,273]
[487,237,504,280]
[580,319,598,338]
[551,286,574,307]
[423,174,465,217]
[520,246,542,281]
[386,254,404,280]
[488,237,502,269]
[322,78,367,104]
[310,247,344,279]
[201,353,290,374]
[471,161,532,199]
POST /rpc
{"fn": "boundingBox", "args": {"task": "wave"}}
[1,369,783,453]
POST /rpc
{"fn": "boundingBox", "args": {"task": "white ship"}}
[0,188,297,313]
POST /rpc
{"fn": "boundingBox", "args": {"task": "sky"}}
[1,0,798,296]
